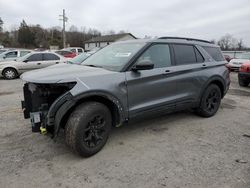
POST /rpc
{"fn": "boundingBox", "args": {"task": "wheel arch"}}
[200,76,226,100]
[2,66,19,77]
[52,91,126,137]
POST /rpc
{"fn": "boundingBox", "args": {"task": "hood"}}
[21,63,114,83]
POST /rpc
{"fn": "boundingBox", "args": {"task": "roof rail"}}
[158,37,211,44]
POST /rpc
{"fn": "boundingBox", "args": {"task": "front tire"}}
[196,84,221,117]
[65,102,112,157]
[3,68,18,79]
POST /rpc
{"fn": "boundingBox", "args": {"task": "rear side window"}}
[43,53,60,60]
[173,44,196,65]
[77,49,83,53]
[6,51,18,58]
[203,46,224,61]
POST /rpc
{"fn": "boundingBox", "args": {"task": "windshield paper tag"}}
[115,52,131,57]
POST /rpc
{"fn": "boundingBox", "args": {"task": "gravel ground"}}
[0,73,249,188]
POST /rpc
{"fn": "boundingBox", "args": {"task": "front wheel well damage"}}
[59,95,122,130]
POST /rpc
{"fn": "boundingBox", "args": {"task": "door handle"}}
[55,62,59,64]
[202,64,207,68]
[162,70,171,75]
[37,63,41,65]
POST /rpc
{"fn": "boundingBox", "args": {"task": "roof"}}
[116,37,219,47]
[85,33,137,43]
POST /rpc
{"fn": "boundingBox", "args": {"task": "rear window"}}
[203,46,224,61]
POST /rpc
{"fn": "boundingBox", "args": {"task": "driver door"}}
[125,43,178,118]
[20,53,44,71]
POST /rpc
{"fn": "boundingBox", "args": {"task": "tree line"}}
[0,17,248,50]
[0,18,105,49]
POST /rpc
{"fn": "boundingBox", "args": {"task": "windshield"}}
[16,53,32,62]
[81,42,145,71]
[68,53,90,64]
[238,53,250,59]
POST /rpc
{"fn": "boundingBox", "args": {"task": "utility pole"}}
[59,9,68,48]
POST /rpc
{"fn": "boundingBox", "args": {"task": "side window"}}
[194,47,204,63]
[6,51,18,58]
[71,49,76,53]
[173,44,196,65]
[20,51,31,57]
[27,54,43,62]
[77,49,83,53]
[203,46,224,61]
[136,44,172,68]
[43,53,60,60]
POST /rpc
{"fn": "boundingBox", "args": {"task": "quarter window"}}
[203,46,224,61]
[136,44,172,68]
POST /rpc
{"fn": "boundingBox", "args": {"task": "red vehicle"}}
[238,62,250,87]
[55,50,77,58]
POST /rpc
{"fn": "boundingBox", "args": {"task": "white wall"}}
[84,34,136,51]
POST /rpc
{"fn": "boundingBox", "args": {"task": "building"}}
[84,33,137,51]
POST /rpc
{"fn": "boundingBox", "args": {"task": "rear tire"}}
[3,68,18,79]
[65,102,112,157]
[196,84,221,117]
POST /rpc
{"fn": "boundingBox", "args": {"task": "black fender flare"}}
[49,91,126,137]
[199,75,226,101]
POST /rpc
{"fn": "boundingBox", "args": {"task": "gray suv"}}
[21,37,230,157]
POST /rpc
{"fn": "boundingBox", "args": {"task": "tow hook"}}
[40,126,47,134]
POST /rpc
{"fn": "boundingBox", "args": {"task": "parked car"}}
[0,52,66,79]
[63,47,84,55]
[0,49,32,62]
[0,48,11,54]
[228,52,250,71]
[21,37,230,157]
[55,50,77,58]
[238,62,250,87]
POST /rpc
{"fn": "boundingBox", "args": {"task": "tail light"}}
[240,65,250,73]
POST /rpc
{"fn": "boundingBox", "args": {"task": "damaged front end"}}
[21,82,76,136]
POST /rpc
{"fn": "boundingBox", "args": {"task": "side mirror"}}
[23,59,28,63]
[132,61,154,71]
[3,55,6,59]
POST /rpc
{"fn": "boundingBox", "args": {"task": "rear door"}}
[42,53,61,67]
[125,43,178,117]
[171,44,207,107]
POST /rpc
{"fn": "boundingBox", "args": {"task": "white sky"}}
[1,0,250,46]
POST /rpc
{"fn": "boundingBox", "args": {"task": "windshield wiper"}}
[84,64,103,68]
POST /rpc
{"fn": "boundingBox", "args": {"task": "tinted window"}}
[43,53,60,60]
[77,49,83,53]
[136,44,171,68]
[194,48,204,62]
[6,51,18,58]
[203,46,224,61]
[27,54,43,61]
[173,44,196,65]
